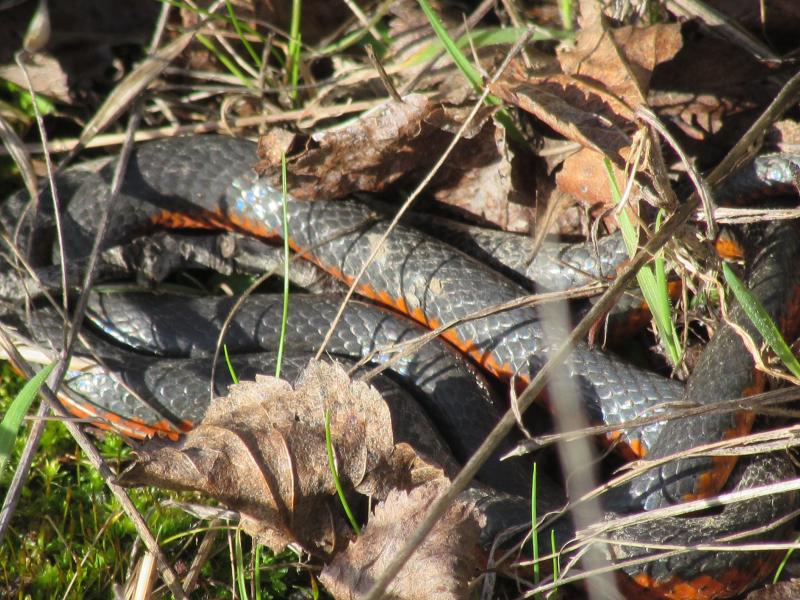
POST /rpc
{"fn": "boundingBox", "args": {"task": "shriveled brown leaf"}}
[558,21,682,111]
[258,94,451,197]
[491,21,679,160]
[120,360,452,555]
[492,68,635,208]
[491,15,681,208]
[492,70,633,161]
[320,481,479,600]
[555,146,627,208]
[258,94,542,228]
[425,105,539,232]
[257,95,541,230]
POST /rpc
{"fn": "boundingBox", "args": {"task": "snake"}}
[3,134,800,599]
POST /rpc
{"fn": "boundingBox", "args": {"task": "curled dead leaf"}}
[320,481,479,600]
[557,22,682,111]
[555,146,627,208]
[256,94,538,231]
[492,71,633,160]
[120,360,454,555]
[257,94,494,198]
[491,19,681,207]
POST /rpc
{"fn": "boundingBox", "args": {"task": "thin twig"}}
[365,44,401,102]
[637,106,717,239]
[0,98,388,156]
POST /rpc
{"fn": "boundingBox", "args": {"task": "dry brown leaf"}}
[558,21,682,111]
[320,482,479,600]
[0,53,71,103]
[257,95,493,198]
[257,94,540,230]
[492,71,633,161]
[120,360,453,555]
[491,21,679,162]
[425,105,539,232]
[258,94,446,197]
[491,16,681,208]
[555,146,627,208]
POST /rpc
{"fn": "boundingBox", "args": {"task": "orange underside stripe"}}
[623,553,778,600]
[57,390,189,441]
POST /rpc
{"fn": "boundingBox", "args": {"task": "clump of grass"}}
[0,362,315,596]
[605,158,682,367]
[0,365,187,594]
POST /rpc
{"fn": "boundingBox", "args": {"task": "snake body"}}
[4,135,800,599]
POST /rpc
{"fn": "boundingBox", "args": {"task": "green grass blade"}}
[195,33,256,90]
[324,410,360,534]
[0,362,55,480]
[417,0,483,92]
[254,543,262,600]
[223,344,239,384]
[773,534,799,583]
[275,153,291,379]
[722,262,800,379]
[287,0,302,103]
[2,80,55,117]
[235,527,249,600]
[225,0,262,68]
[558,0,574,31]
[400,26,566,68]
[604,158,637,256]
[551,529,559,591]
